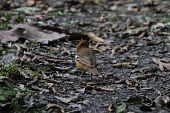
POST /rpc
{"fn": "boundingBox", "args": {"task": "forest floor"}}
[0,0,170,113]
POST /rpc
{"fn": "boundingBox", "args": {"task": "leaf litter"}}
[0,0,170,113]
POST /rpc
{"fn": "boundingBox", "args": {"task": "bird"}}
[75,39,102,78]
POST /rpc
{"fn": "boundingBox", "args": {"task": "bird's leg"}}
[90,73,92,80]
[80,70,84,78]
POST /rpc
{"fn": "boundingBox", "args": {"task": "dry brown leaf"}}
[127,3,139,12]
[123,27,147,36]
[51,87,57,94]
[111,49,116,57]
[47,83,54,89]
[85,32,104,42]
[27,0,40,6]
[161,62,170,70]
[112,62,130,67]
[154,96,166,107]
[55,95,78,104]
[152,57,170,71]
[152,58,164,71]
[14,44,21,56]
[46,103,65,113]
[20,51,37,62]
[108,103,115,112]
[125,79,139,87]
[0,24,66,44]
[153,76,158,81]
[27,0,36,6]
[41,71,49,79]
[152,23,165,30]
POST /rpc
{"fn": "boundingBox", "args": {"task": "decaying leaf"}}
[47,83,54,89]
[108,103,115,112]
[0,53,18,65]
[151,23,165,32]
[116,103,126,113]
[122,27,147,36]
[112,62,130,67]
[85,32,104,42]
[0,24,66,44]
[154,96,165,107]
[127,3,139,12]
[77,85,113,94]
[125,79,140,87]
[152,57,170,71]
[0,76,8,80]
[16,7,42,12]
[27,0,39,6]
[68,103,82,112]
[111,49,116,57]
[54,95,78,104]
[83,0,103,4]
[31,85,49,93]
[46,103,65,113]
[126,95,143,104]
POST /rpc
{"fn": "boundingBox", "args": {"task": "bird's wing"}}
[76,55,96,68]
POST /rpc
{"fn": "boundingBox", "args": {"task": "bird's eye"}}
[84,42,89,46]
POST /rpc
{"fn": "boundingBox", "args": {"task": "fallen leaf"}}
[161,62,170,70]
[16,7,41,12]
[27,0,38,6]
[116,103,126,113]
[152,58,170,71]
[111,49,116,57]
[85,32,104,42]
[122,27,147,36]
[139,105,153,111]
[108,103,116,112]
[127,3,139,12]
[154,96,165,107]
[68,103,82,111]
[54,96,78,104]
[151,23,165,32]
[0,53,18,65]
[0,24,66,44]
[47,83,54,89]
[46,103,65,113]
[112,62,130,67]
[110,4,118,11]
[125,79,140,87]
[31,85,49,93]
[126,95,142,104]
[0,76,8,80]
[78,85,113,93]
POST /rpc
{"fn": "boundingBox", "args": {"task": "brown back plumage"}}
[76,40,101,76]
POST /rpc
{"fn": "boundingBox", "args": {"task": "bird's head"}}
[76,40,89,52]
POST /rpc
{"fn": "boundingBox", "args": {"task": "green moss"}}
[4,13,13,20]
[0,21,9,29]
[0,90,16,102]
[161,18,170,23]
[15,15,24,22]
[0,61,19,79]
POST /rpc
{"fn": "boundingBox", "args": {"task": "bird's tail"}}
[90,67,102,77]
